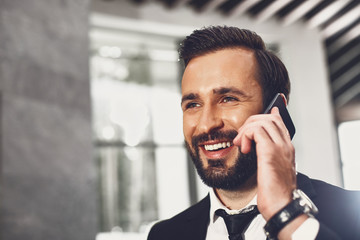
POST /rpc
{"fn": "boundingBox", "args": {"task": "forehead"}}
[181,48,260,96]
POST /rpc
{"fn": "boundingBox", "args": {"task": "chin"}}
[185,139,258,190]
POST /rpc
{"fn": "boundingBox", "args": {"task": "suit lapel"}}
[181,195,210,240]
[177,174,317,240]
[297,172,317,199]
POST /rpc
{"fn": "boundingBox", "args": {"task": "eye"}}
[184,102,200,110]
[222,96,238,103]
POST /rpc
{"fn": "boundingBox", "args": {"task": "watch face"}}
[294,189,319,214]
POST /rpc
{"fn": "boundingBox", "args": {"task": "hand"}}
[233,107,296,220]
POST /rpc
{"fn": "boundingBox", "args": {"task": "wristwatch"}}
[263,189,318,240]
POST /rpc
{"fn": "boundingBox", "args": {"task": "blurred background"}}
[0,0,359,239]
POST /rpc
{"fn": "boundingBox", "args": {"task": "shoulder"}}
[147,195,210,240]
[297,172,360,239]
[297,172,360,201]
[308,175,360,222]
[302,173,360,205]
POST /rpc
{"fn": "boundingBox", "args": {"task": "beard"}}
[185,130,257,191]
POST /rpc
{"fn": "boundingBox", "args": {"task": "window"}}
[90,28,193,238]
[338,120,360,190]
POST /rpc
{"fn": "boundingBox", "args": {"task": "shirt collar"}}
[209,188,258,224]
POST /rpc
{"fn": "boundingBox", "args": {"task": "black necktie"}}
[215,206,259,240]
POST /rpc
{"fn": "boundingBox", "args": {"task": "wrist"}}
[261,195,293,221]
[277,214,308,240]
[263,189,318,240]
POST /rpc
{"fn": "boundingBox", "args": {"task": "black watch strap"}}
[263,198,304,240]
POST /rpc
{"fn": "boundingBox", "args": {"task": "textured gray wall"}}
[0,0,98,239]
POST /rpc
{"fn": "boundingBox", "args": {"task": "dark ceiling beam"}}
[172,0,191,8]
[329,42,360,75]
[304,0,335,20]
[306,0,349,29]
[277,0,305,18]
[187,0,208,12]
[327,25,360,56]
[254,0,293,22]
[157,0,191,9]
[321,4,360,39]
[320,0,359,29]
[332,61,360,94]
[248,0,274,16]
[281,0,321,26]
[228,0,260,18]
[332,54,359,84]
[201,0,228,13]
[334,78,360,108]
[328,36,359,64]
[131,0,148,4]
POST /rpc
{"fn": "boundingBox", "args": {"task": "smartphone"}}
[263,93,296,140]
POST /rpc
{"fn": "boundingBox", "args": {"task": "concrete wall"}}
[0,0,98,239]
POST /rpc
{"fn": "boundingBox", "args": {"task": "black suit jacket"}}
[148,173,360,240]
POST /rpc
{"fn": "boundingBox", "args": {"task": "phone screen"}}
[263,93,296,140]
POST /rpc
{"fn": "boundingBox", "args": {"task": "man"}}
[147,26,360,240]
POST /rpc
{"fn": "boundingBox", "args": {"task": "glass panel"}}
[95,146,157,232]
[338,120,360,190]
[90,30,185,234]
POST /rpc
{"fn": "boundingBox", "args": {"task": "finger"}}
[234,110,289,148]
[240,134,252,154]
[260,118,288,144]
[234,116,276,149]
[233,129,242,146]
[270,106,280,115]
[238,118,282,144]
[242,124,274,147]
[233,113,263,144]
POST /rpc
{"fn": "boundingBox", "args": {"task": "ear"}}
[279,93,287,106]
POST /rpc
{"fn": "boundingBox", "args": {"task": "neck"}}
[215,174,257,210]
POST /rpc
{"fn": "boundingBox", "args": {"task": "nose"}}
[197,105,224,135]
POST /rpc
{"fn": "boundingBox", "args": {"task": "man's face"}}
[181,48,263,190]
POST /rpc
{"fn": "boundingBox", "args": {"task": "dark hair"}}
[179,26,291,108]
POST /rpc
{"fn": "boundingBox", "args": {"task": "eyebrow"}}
[181,93,199,105]
[181,87,248,105]
[213,87,247,97]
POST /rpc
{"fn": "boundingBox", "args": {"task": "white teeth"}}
[204,142,232,151]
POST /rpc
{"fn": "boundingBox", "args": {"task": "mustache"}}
[191,130,238,147]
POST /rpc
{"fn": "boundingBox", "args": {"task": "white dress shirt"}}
[205,189,319,240]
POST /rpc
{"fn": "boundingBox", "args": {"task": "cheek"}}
[223,110,248,129]
[183,115,196,139]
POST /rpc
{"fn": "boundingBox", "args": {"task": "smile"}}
[204,141,232,151]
